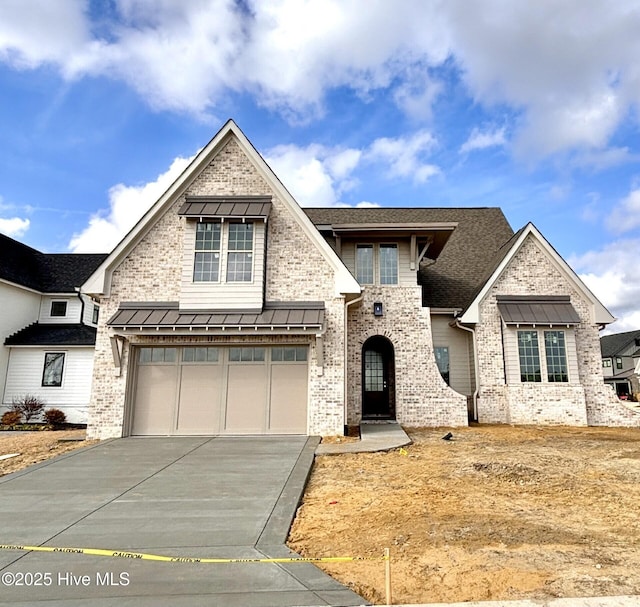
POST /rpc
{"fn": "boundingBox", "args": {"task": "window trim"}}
[42,352,65,387]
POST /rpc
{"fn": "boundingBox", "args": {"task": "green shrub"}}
[1,410,22,426]
[44,408,67,426]
[12,394,45,423]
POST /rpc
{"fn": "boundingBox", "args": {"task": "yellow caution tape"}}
[0,544,387,564]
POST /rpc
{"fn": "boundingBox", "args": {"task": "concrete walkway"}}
[316,422,411,455]
[0,436,366,606]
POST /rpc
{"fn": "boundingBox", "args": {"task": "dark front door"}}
[362,336,395,418]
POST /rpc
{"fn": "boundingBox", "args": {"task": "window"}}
[194,222,221,282]
[271,346,308,362]
[229,347,265,362]
[139,347,177,364]
[226,223,253,282]
[182,347,219,363]
[434,347,450,385]
[50,301,67,317]
[518,331,541,382]
[544,331,568,382]
[364,350,384,391]
[603,359,612,368]
[616,357,623,370]
[379,244,398,285]
[42,352,64,387]
[92,305,99,324]
[356,245,374,284]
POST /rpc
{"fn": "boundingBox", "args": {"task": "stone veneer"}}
[475,235,640,427]
[346,285,468,427]
[87,136,346,439]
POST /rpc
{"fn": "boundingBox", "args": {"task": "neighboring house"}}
[601,329,640,399]
[0,234,107,423]
[82,120,640,439]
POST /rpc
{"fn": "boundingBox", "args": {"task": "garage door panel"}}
[177,365,223,435]
[224,365,268,434]
[132,365,178,435]
[269,365,308,434]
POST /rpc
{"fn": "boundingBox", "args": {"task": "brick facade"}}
[87,137,345,439]
[475,235,640,427]
[346,286,468,427]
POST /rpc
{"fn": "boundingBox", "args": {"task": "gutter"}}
[344,292,364,431]
[455,319,479,422]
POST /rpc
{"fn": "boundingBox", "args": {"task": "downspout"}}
[75,287,86,325]
[344,292,364,432]
[455,319,479,422]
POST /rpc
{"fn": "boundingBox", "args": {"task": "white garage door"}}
[130,345,308,436]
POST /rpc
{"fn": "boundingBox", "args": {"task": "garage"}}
[130,344,309,436]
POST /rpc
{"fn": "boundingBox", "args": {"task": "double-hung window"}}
[379,244,398,284]
[226,223,253,282]
[194,223,221,282]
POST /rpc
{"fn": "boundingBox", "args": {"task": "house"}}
[0,234,107,423]
[82,120,640,439]
[601,329,640,400]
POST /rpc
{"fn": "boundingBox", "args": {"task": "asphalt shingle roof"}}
[0,233,107,293]
[600,329,640,358]
[4,323,97,346]
[304,207,514,309]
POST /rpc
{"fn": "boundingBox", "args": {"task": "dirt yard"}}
[0,430,97,476]
[288,425,640,604]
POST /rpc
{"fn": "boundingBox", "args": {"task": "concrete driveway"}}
[0,437,366,606]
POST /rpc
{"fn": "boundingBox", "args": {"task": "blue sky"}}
[0,1,639,331]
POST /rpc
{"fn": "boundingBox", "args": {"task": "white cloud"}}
[3,2,640,156]
[0,216,30,237]
[367,130,439,183]
[606,188,640,234]
[460,126,506,154]
[570,238,640,332]
[264,143,362,207]
[69,154,193,252]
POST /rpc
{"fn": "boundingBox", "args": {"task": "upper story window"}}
[379,244,398,285]
[356,244,374,284]
[226,223,253,282]
[92,305,99,324]
[50,301,67,317]
[194,223,221,282]
[616,357,623,370]
[602,359,612,368]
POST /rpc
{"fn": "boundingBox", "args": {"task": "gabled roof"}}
[4,323,97,346]
[601,329,640,358]
[83,120,360,299]
[304,207,514,309]
[0,233,107,293]
[458,223,615,325]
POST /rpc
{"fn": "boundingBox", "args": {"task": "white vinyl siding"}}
[503,326,579,385]
[341,241,415,286]
[39,296,83,323]
[180,220,266,310]
[430,314,473,395]
[2,347,95,423]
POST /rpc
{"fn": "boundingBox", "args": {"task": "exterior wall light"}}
[373,302,383,317]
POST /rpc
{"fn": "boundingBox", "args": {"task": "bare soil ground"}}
[0,430,98,476]
[288,425,640,605]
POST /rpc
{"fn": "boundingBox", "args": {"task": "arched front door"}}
[362,336,395,419]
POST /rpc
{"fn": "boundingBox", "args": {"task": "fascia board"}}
[459,223,615,325]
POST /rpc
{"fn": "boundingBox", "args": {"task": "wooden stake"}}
[384,547,392,605]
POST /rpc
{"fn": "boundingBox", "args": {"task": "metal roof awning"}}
[178,196,271,220]
[107,301,324,334]
[496,295,581,327]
